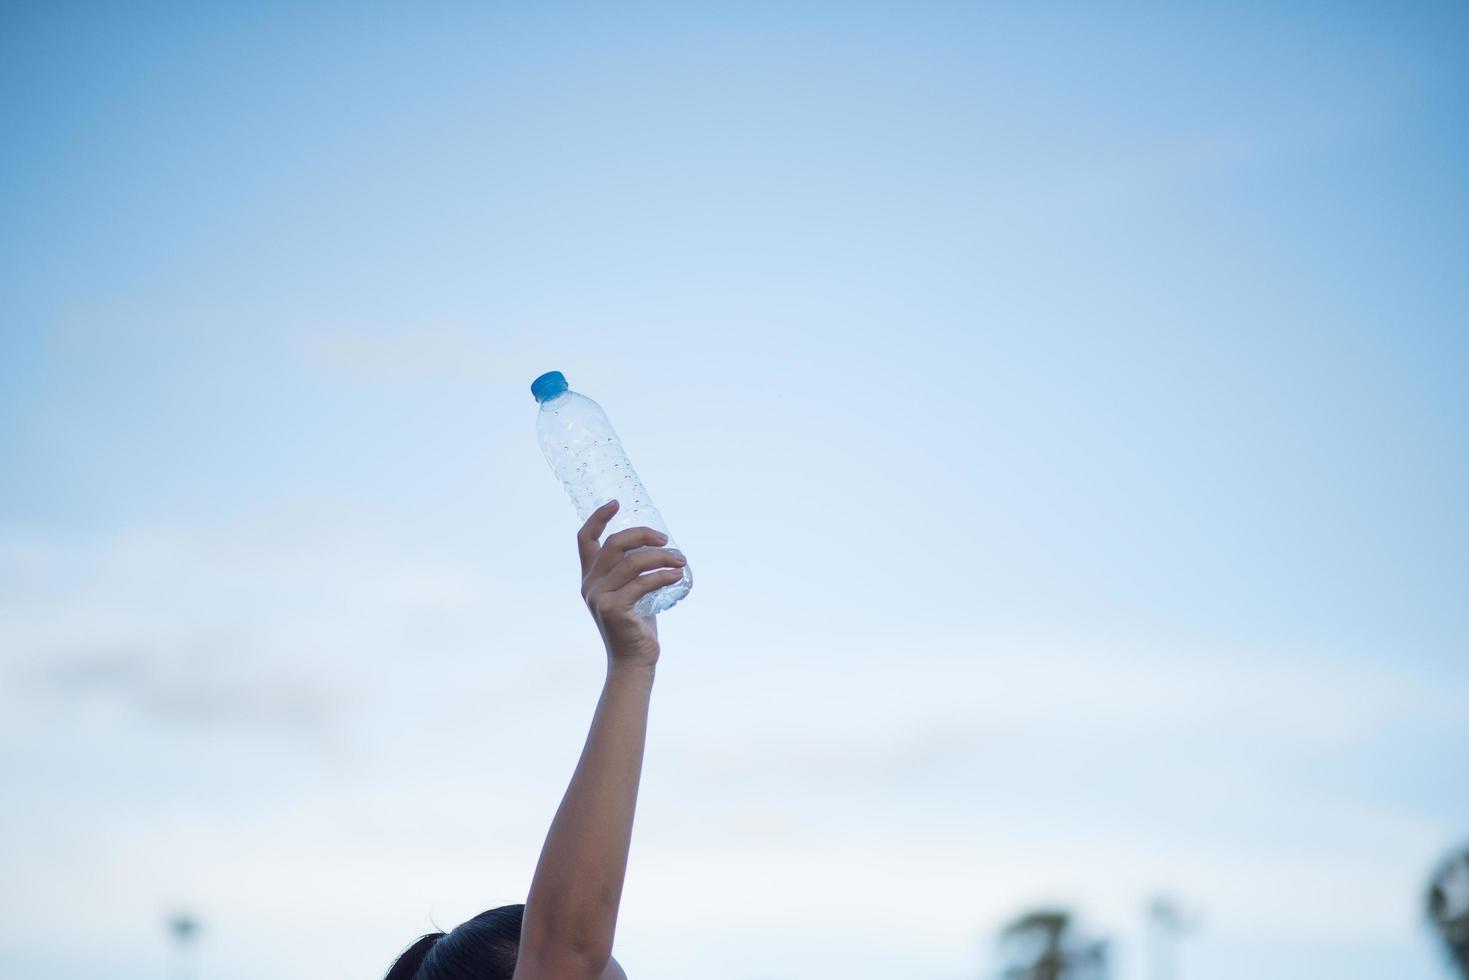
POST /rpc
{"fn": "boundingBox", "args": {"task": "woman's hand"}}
[577,499,686,668]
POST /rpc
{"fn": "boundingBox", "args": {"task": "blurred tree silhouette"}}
[1427,846,1469,978]
[997,908,1109,980]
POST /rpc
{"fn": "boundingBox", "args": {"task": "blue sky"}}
[2,3,1467,979]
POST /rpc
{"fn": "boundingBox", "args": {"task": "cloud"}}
[1,517,1463,980]
[21,642,329,736]
[0,515,498,741]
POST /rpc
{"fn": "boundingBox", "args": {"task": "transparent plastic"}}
[536,387,692,615]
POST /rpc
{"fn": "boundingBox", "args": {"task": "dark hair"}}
[384,905,524,980]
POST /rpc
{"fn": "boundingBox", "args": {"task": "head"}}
[384,905,626,980]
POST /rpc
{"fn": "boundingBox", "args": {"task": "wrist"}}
[605,658,657,689]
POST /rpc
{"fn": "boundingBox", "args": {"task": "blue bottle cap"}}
[531,371,569,403]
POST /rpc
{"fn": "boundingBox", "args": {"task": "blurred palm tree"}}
[1427,847,1469,978]
[997,908,1109,980]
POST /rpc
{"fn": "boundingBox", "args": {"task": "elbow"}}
[516,931,614,980]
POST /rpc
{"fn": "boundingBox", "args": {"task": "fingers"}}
[601,547,686,591]
[616,566,686,603]
[601,525,668,557]
[577,500,619,573]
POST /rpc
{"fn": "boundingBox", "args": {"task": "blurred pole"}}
[167,913,200,980]
[1145,897,1192,980]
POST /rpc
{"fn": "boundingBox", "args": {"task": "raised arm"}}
[512,499,687,980]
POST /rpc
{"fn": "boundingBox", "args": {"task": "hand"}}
[577,500,686,668]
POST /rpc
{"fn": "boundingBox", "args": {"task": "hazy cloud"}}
[21,643,330,736]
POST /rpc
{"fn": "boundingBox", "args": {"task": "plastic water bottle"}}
[532,371,692,615]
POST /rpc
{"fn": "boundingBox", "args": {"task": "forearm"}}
[517,661,655,973]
